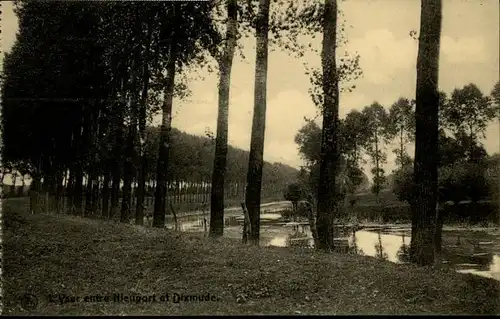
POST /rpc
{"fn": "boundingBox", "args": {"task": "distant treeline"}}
[1,127,297,206]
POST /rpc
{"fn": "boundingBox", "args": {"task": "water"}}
[167,212,500,281]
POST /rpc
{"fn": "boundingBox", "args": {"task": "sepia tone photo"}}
[0,0,499,315]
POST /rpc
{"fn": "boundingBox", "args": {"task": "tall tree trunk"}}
[410,0,442,266]
[110,102,125,220]
[70,113,83,216]
[73,167,83,215]
[81,104,93,216]
[85,173,94,217]
[121,121,137,223]
[245,0,270,245]
[315,0,339,251]
[153,25,178,228]
[30,158,42,214]
[374,133,380,203]
[18,175,25,197]
[11,171,17,196]
[91,177,99,216]
[121,47,141,224]
[135,17,152,226]
[102,172,110,218]
[121,89,139,223]
[498,114,500,227]
[43,168,56,214]
[110,167,121,219]
[67,169,74,214]
[55,170,64,213]
[400,124,404,169]
[210,0,238,237]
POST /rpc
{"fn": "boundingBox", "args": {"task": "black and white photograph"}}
[0,0,499,315]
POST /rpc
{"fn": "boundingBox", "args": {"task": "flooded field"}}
[165,211,500,281]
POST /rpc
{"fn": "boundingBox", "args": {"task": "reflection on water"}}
[353,230,405,263]
[173,213,500,281]
[374,231,389,261]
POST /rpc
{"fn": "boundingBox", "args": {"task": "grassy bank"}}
[3,199,500,315]
[2,195,284,215]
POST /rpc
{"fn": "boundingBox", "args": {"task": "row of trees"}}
[4,0,496,267]
[1,126,298,196]
[2,0,349,244]
[294,82,499,206]
[296,0,498,264]
[2,1,242,227]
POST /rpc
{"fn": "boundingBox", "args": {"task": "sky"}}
[1,0,499,185]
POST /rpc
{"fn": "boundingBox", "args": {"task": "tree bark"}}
[67,169,74,214]
[210,0,238,237]
[374,132,380,203]
[316,0,339,251]
[11,171,17,196]
[410,0,442,266]
[30,159,42,215]
[110,100,125,220]
[434,200,444,266]
[121,44,142,224]
[135,142,147,225]
[400,124,404,169]
[498,115,500,227]
[91,177,99,216]
[73,167,83,216]
[135,18,153,226]
[121,94,138,223]
[85,173,94,217]
[245,0,270,245]
[55,170,64,214]
[153,18,178,228]
[102,172,110,218]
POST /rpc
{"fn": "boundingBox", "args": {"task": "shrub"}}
[355,204,411,223]
[440,201,498,224]
[283,182,305,211]
[280,208,295,220]
[353,201,499,225]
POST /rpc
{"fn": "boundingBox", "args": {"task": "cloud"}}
[348,29,418,85]
[440,36,486,64]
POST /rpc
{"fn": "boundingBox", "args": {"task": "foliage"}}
[141,126,298,187]
[448,162,489,203]
[294,117,369,201]
[484,153,500,200]
[294,118,322,166]
[392,161,490,206]
[283,182,305,206]
[362,102,393,198]
[342,109,371,166]
[387,98,415,168]
[392,165,414,204]
[440,83,497,141]
[491,81,500,107]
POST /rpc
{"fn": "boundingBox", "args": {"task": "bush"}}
[440,201,499,224]
[354,201,499,225]
[355,204,411,223]
[392,162,492,205]
[280,208,295,220]
[283,182,306,211]
[392,165,414,204]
